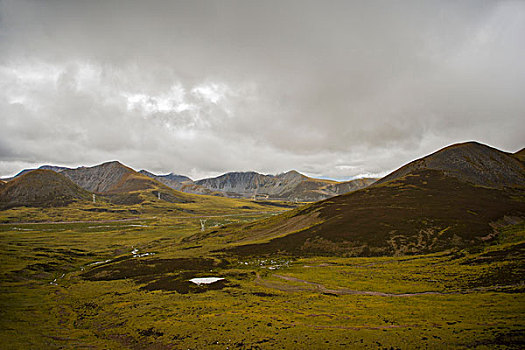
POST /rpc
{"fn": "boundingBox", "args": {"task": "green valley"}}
[1,142,524,349]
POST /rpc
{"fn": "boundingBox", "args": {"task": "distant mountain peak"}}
[279,169,304,177]
[138,169,155,177]
[139,170,192,184]
[38,165,69,172]
[61,161,139,193]
[195,169,371,201]
[224,171,260,176]
[97,160,128,168]
[276,170,307,182]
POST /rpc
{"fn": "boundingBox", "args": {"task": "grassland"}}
[0,189,290,223]
[1,199,523,349]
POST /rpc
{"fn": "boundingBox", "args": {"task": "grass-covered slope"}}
[513,147,525,163]
[2,214,523,349]
[221,169,524,256]
[0,169,91,209]
[376,141,525,188]
[187,142,525,257]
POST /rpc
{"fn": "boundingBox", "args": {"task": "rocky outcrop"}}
[61,161,142,193]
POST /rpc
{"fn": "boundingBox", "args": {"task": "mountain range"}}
[1,163,377,204]
[187,141,525,257]
[194,170,376,201]
[1,140,524,257]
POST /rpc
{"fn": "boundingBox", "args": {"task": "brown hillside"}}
[219,169,524,257]
[0,170,91,209]
[187,142,525,257]
[376,141,525,188]
[60,161,196,204]
[62,161,145,193]
[513,148,525,163]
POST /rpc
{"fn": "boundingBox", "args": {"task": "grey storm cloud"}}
[0,0,524,179]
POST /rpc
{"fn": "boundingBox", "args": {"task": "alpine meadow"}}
[1,1,524,349]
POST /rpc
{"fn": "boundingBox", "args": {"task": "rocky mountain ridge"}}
[3,164,376,202]
[194,170,376,201]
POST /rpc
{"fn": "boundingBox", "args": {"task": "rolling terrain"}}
[187,142,525,257]
[1,193,523,349]
[3,165,70,181]
[1,141,524,349]
[514,147,525,162]
[0,163,292,223]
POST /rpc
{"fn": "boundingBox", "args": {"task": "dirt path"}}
[255,273,448,297]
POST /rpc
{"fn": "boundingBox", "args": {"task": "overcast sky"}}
[0,1,524,180]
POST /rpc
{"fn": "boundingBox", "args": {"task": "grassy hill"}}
[376,141,525,188]
[186,142,525,257]
[0,170,91,210]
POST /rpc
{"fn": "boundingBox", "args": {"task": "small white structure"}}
[200,219,206,231]
[92,194,96,204]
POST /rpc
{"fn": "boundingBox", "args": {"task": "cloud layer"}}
[1,0,524,179]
